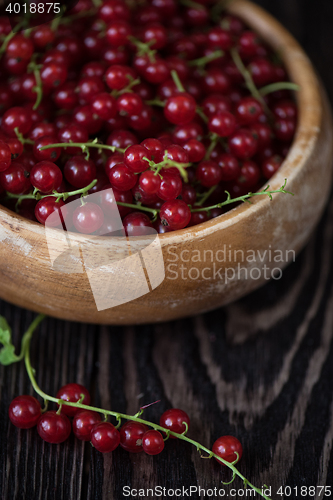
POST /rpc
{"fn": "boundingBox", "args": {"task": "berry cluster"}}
[1,314,270,499]
[9,387,242,461]
[0,0,297,233]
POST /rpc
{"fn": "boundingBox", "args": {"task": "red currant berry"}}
[142,430,165,455]
[208,111,236,137]
[124,144,151,173]
[139,170,161,194]
[157,173,182,201]
[6,34,33,60]
[180,184,196,205]
[1,106,32,137]
[164,93,197,126]
[108,162,137,191]
[35,197,66,226]
[274,118,296,142]
[262,155,283,179]
[217,154,241,181]
[228,128,257,159]
[30,161,63,193]
[91,422,120,453]
[73,203,104,234]
[9,395,42,429]
[56,383,91,417]
[33,136,61,162]
[212,435,243,464]
[0,141,12,172]
[40,62,68,89]
[73,410,102,441]
[117,92,143,117]
[0,162,28,194]
[106,20,132,47]
[105,65,136,91]
[37,411,71,444]
[120,421,148,453]
[64,156,96,189]
[58,124,89,155]
[123,212,154,236]
[159,409,190,438]
[235,97,263,125]
[196,160,222,187]
[160,199,191,230]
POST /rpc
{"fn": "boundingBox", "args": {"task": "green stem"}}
[20,317,271,500]
[171,70,186,93]
[32,67,43,110]
[191,180,293,212]
[117,202,159,220]
[204,133,219,161]
[195,186,217,207]
[230,47,267,110]
[40,141,125,155]
[6,179,98,205]
[145,99,165,107]
[188,50,224,68]
[128,36,156,60]
[259,82,300,96]
[0,21,25,57]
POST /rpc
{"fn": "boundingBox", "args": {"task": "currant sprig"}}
[0,315,272,500]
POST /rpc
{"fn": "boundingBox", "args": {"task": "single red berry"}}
[37,411,71,444]
[58,124,89,155]
[91,422,120,453]
[6,34,34,60]
[0,162,29,194]
[120,421,148,453]
[1,106,32,137]
[180,184,196,205]
[73,203,104,234]
[105,65,136,91]
[107,129,138,149]
[183,139,206,163]
[160,200,191,230]
[212,435,243,464]
[188,210,210,227]
[108,162,137,191]
[235,97,263,125]
[9,395,42,429]
[159,408,190,438]
[56,383,91,417]
[142,23,167,50]
[164,93,197,126]
[117,92,143,117]
[208,111,236,137]
[142,430,165,455]
[274,118,296,142]
[272,99,297,121]
[140,138,164,163]
[35,197,66,226]
[124,144,151,173]
[106,20,132,47]
[76,76,105,105]
[40,62,68,89]
[33,136,61,162]
[196,160,222,187]
[237,160,261,190]
[217,154,241,181]
[262,155,283,179]
[30,161,63,194]
[0,141,12,172]
[123,212,153,236]
[64,156,96,189]
[207,27,233,50]
[228,129,257,159]
[73,410,102,441]
[139,170,161,194]
[157,173,182,201]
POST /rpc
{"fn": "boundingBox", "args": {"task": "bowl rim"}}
[0,0,322,246]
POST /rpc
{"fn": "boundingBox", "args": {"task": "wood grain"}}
[1,0,333,499]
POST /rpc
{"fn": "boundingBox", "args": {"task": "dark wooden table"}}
[1,1,333,499]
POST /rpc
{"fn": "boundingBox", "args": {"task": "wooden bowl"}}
[0,0,332,325]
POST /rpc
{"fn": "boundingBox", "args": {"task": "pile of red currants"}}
[9,383,242,461]
[0,0,297,234]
